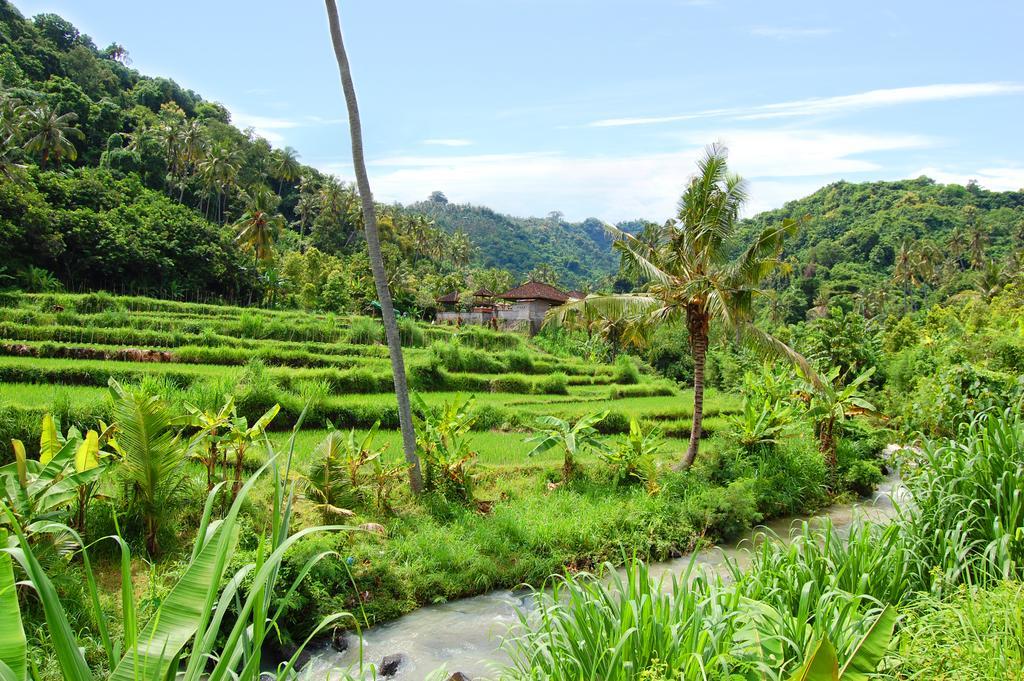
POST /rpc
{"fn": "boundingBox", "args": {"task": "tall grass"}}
[503,559,893,680]
[501,409,1024,680]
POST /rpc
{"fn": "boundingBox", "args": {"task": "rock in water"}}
[330,628,349,652]
[379,653,404,677]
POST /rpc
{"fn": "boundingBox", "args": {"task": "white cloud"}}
[750,26,835,39]
[422,138,474,147]
[314,129,931,222]
[230,111,300,145]
[912,166,1024,192]
[589,82,1024,127]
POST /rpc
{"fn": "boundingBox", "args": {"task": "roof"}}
[497,281,569,303]
[566,290,587,299]
[436,290,460,304]
[472,287,495,298]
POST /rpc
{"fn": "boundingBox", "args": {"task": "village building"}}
[434,280,571,333]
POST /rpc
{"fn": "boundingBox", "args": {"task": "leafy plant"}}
[108,378,191,556]
[599,417,661,488]
[305,429,361,520]
[798,366,878,475]
[525,410,608,481]
[0,424,354,681]
[0,423,107,548]
[412,394,478,500]
[733,396,796,453]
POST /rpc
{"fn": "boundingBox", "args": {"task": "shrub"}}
[535,372,568,395]
[681,477,761,542]
[490,375,532,394]
[347,316,383,344]
[613,355,641,384]
[842,459,883,497]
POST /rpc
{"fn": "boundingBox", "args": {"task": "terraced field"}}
[0,292,740,470]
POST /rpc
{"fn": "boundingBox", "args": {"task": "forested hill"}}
[739,177,1024,322]
[406,194,628,288]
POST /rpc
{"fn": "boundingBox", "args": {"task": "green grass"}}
[0,382,109,407]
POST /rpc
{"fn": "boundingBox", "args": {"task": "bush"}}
[490,375,532,394]
[347,316,383,345]
[842,459,883,497]
[613,355,640,384]
[535,372,569,395]
[681,477,761,542]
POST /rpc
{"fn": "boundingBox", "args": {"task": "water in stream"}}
[299,476,902,680]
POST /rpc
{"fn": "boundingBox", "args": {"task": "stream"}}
[299,474,904,680]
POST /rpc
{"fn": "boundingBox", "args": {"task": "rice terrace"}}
[0,1,1022,680]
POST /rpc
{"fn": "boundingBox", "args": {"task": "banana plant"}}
[525,410,609,481]
[1,415,110,541]
[184,396,237,491]
[786,605,896,680]
[223,403,281,495]
[0,414,354,681]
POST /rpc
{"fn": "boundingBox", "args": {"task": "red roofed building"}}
[434,280,571,334]
[496,281,569,333]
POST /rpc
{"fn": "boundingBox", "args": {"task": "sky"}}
[14,0,1024,222]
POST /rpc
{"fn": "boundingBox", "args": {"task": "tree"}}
[20,105,84,169]
[272,146,302,194]
[546,144,812,469]
[108,379,189,556]
[234,186,285,263]
[797,366,878,476]
[324,0,423,493]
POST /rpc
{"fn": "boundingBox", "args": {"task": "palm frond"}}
[740,325,823,389]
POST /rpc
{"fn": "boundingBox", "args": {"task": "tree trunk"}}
[820,419,838,479]
[682,308,708,469]
[324,0,423,494]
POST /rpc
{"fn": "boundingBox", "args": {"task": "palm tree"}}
[547,144,812,469]
[198,145,241,223]
[892,239,916,314]
[324,0,423,493]
[272,146,302,195]
[234,186,286,263]
[108,379,189,556]
[20,105,84,170]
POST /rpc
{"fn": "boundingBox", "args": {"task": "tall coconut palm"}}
[547,144,813,469]
[272,146,302,195]
[20,105,84,170]
[234,186,285,263]
[324,0,423,493]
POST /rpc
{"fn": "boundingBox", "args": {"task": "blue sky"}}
[15,0,1024,221]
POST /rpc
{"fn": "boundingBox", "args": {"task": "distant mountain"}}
[405,196,641,289]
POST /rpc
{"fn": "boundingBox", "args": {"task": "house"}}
[496,281,570,333]
[434,280,573,333]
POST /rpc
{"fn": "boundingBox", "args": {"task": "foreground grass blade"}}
[0,532,26,681]
[108,522,238,681]
[3,515,92,681]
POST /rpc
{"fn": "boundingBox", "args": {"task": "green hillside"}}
[740,177,1024,322]
[407,195,628,288]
